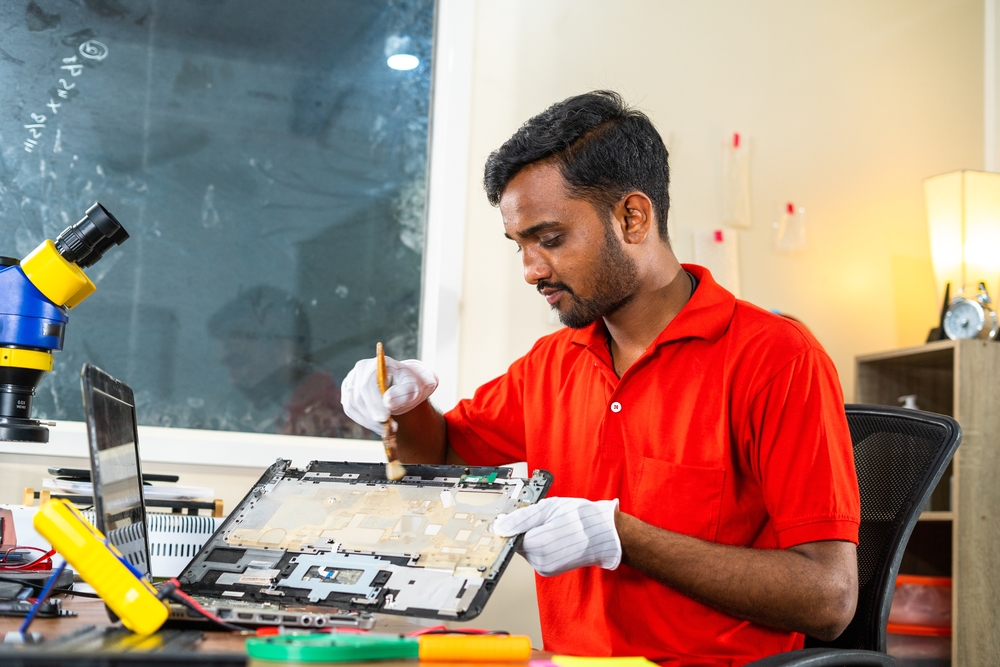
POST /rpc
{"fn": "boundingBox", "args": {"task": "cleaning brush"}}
[376,342,407,481]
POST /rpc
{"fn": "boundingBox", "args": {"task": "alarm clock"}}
[943,282,999,341]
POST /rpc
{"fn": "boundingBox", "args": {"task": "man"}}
[341,91,860,665]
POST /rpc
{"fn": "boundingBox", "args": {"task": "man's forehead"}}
[500,163,567,206]
[499,163,588,236]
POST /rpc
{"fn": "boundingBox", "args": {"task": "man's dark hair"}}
[484,90,671,241]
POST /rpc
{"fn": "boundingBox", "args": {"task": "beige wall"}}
[458,0,984,402]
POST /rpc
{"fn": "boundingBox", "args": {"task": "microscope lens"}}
[54,203,130,268]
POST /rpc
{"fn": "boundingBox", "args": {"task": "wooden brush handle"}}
[376,342,388,395]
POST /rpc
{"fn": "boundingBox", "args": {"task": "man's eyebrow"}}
[504,221,561,241]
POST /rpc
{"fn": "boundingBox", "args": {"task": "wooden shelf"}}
[855,338,956,364]
[856,339,1000,666]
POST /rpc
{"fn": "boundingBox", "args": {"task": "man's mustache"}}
[537,280,574,296]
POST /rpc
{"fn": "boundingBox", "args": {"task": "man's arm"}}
[392,400,466,465]
[615,511,858,641]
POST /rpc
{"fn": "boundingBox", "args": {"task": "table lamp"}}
[924,170,1000,340]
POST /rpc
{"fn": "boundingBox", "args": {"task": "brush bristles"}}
[386,459,407,481]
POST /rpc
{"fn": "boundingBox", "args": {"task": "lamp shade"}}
[924,170,1000,299]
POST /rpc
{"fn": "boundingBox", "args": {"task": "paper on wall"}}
[693,229,741,298]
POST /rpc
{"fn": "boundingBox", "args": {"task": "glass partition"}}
[0,0,434,439]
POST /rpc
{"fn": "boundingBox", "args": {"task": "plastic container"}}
[887,575,952,666]
[888,575,951,628]
[886,632,950,667]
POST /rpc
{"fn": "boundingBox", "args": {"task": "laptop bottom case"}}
[178,460,552,622]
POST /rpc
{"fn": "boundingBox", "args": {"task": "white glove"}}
[340,356,439,434]
[492,497,622,577]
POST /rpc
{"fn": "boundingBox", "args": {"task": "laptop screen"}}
[81,364,151,578]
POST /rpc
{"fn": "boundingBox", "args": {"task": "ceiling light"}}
[387,54,419,71]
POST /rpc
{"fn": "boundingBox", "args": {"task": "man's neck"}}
[605,261,692,377]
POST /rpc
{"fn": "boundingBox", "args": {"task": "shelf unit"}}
[856,339,1000,666]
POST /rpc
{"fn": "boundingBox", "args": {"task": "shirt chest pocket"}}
[630,457,725,542]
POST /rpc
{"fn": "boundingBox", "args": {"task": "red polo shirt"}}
[445,265,860,666]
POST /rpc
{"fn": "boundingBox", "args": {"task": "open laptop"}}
[80,364,152,579]
[81,364,553,628]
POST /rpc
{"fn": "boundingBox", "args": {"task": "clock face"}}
[944,299,986,340]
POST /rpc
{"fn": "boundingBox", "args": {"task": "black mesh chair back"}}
[804,404,961,653]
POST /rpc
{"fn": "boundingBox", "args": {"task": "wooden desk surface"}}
[0,594,545,666]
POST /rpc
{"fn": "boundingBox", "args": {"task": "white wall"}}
[458,0,984,402]
[989,0,1000,170]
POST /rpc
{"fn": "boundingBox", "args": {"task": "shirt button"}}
[610,401,622,413]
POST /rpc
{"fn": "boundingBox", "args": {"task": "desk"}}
[0,595,543,666]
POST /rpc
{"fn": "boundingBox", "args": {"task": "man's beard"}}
[538,223,639,329]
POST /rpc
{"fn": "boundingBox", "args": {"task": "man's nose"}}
[522,248,551,285]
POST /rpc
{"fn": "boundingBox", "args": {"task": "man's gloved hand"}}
[340,356,439,434]
[491,497,622,577]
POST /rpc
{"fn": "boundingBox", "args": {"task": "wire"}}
[1,545,52,561]
[105,539,147,581]
[1,545,48,561]
[18,561,66,634]
[158,578,249,633]
[0,546,55,571]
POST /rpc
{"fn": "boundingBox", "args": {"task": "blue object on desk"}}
[18,561,66,634]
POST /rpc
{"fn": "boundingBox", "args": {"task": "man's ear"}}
[616,192,654,245]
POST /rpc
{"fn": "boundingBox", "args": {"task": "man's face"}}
[499,162,638,328]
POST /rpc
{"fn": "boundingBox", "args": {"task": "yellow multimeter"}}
[33,499,169,636]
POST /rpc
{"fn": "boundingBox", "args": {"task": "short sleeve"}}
[743,347,861,549]
[445,355,530,466]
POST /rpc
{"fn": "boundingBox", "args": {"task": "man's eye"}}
[540,235,562,248]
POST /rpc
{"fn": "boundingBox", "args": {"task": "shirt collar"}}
[570,264,736,353]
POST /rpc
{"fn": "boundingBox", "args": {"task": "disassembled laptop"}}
[178,460,551,625]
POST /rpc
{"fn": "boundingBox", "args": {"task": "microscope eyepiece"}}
[54,203,130,268]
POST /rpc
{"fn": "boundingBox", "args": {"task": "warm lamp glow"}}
[923,170,1000,300]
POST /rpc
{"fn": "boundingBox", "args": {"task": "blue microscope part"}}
[0,265,69,351]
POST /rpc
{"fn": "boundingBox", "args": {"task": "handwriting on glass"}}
[23,40,109,153]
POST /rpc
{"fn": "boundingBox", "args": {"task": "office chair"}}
[746,404,961,667]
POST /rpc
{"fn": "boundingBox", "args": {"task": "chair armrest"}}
[744,648,896,667]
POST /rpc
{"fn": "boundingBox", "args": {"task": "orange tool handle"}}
[418,634,532,662]
[376,342,388,394]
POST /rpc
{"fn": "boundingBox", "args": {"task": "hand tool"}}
[376,342,407,481]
